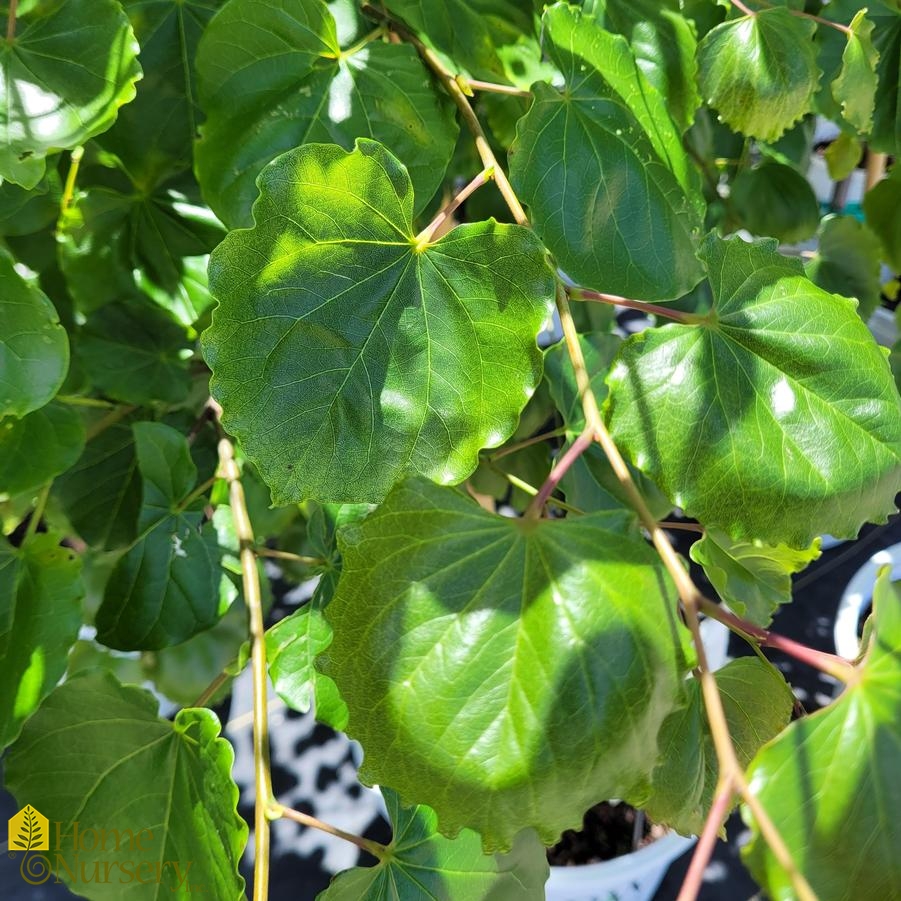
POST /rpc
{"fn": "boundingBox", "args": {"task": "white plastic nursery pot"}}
[544,829,696,901]
[834,542,901,660]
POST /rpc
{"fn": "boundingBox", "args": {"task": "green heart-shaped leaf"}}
[0,533,83,749]
[0,250,68,418]
[0,0,142,187]
[321,478,691,850]
[606,234,901,547]
[5,670,247,900]
[319,788,548,900]
[203,139,553,505]
[698,7,819,143]
[510,3,704,300]
[742,570,901,899]
[195,0,458,227]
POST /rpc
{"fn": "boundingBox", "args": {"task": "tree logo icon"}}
[8,805,48,851]
[8,806,50,885]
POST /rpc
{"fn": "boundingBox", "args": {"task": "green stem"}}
[485,425,568,461]
[568,286,695,323]
[270,802,387,860]
[24,483,52,541]
[58,146,84,225]
[336,25,386,59]
[191,670,231,708]
[55,395,118,409]
[84,404,137,441]
[218,438,272,901]
[6,0,17,40]
[254,547,325,566]
[175,474,219,513]
[458,76,531,98]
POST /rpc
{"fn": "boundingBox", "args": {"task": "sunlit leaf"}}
[195,0,458,227]
[742,570,901,900]
[606,234,901,547]
[0,0,142,187]
[203,139,553,505]
[697,8,819,142]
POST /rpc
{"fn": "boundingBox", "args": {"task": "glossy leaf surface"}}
[510,3,704,300]
[587,0,700,132]
[606,235,901,547]
[323,479,690,850]
[697,8,819,142]
[743,572,901,900]
[320,788,548,900]
[204,140,552,505]
[5,671,247,900]
[195,0,458,227]
[0,0,142,187]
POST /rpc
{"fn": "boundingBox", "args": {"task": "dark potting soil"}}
[546,801,667,866]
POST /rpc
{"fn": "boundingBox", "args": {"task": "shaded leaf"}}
[606,234,901,547]
[99,0,226,188]
[94,423,222,650]
[730,160,820,243]
[322,478,691,850]
[78,298,193,406]
[588,0,700,132]
[742,570,901,900]
[0,0,142,187]
[806,215,883,321]
[0,250,69,418]
[5,670,247,900]
[0,401,84,496]
[824,132,863,182]
[204,139,553,505]
[53,420,141,549]
[381,0,533,82]
[319,788,548,900]
[646,658,794,836]
[697,8,819,142]
[510,3,704,300]
[690,528,820,626]
[58,175,224,314]
[196,0,458,227]
[0,533,83,750]
[863,166,901,272]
